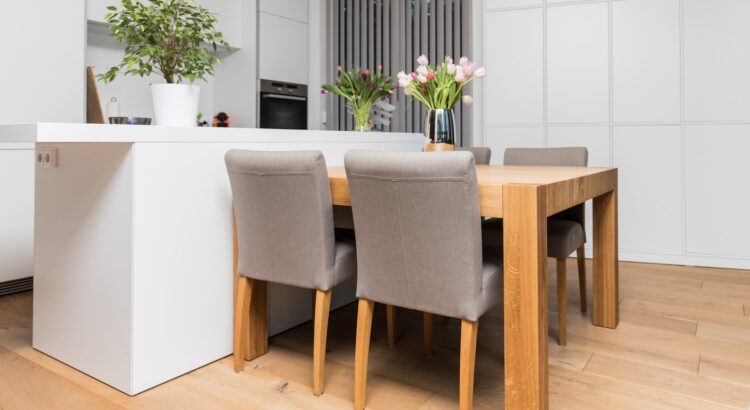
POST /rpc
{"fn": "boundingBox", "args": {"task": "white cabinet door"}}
[685,125,750,258]
[259,12,309,84]
[614,126,683,255]
[485,126,545,165]
[0,148,34,282]
[486,8,544,125]
[547,3,609,123]
[259,0,308,23]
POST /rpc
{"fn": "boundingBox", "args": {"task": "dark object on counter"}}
[259,79,307,129]
[109,117,152,125]
[213,112,231,127]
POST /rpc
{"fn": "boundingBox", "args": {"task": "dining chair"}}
[485,147,588,346]
[225,149,357,396]
[345,150,502,410]
[456,146,492,165]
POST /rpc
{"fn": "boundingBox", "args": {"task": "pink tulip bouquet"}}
[397,55,485,110]
[322,65,395,131]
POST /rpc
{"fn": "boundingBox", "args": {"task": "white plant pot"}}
[151,83,200,127]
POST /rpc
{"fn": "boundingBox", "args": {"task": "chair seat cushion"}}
[547,219,585,259]
[480,217,585,260]
[332,239,357,287]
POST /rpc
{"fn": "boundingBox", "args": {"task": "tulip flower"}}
[321,88,328,94]
[463,62,475,76]
[377,64,383,71]
[455,66,466,83]
[426,72,436,81]
[362,69,370,78]
[459,56,469,66]
[446,57,454,65]
[416,65,429,76]
[417,54,429,66]
[337,65,343,72]
[474,67,486,78]
[462,95,473,105]
[417,73,428,83]
[447,63,457,74]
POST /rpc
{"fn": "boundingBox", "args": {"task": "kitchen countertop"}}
[0,123,425,144]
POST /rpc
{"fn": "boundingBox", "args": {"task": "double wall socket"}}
[36,147,57,168]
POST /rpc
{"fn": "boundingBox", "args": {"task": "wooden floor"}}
[2,260,750,409]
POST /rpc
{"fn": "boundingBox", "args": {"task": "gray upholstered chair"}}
[225,149,356,396]
[485,147,588,346]
[345,150,501,410]
[456,146,492,165]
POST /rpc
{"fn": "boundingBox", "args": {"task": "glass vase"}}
[353,101,373,132]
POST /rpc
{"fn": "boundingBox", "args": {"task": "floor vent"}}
[0,277,33,296]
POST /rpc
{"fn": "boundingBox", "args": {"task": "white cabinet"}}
[613,0,681,123]
[259,0,308,23]
[259,11,309,84]
[0,146,34,283]
[614,126,683,255]
[547,3,609,123]
[684,0,750,122]
[485,126,545,165]
[685,125,750,258]
[485,8,544,125]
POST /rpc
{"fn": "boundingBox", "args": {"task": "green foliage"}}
[322,66,394,130]
[98,0,231,84]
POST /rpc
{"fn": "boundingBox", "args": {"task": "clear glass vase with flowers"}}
[322,65,395,132]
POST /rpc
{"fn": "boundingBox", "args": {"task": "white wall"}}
[479,0,750,269]
[0,1,86,124]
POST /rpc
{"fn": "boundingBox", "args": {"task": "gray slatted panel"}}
[430,0,436,66]
[346,0,354,130]
[353,0,360,69]
[368,0,374,71]
[453,0,462,145]
[329,0,468,135]
[437,0,445,62]
[330,0,340,130]
[419,0,428,133]
[394,0,404,132]
[405,0,413,132]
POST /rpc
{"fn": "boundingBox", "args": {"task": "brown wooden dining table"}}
[236,164,619,410]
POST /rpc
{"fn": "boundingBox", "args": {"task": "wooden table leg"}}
[233,213,269,362]
[502,184,548,410]
[593,187,619,329]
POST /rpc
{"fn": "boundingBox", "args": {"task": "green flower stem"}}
[353,101,373,132]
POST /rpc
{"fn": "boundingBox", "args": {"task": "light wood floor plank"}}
[0,345,122,410]
[2,260,750,409]
[700,355,750,389]
[584,354,750,409]
[697,322,750,346]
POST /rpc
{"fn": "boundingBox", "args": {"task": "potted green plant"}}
[322,65,394,132]
[98,0,230,127]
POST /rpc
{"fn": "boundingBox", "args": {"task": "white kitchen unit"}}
[0,142,34,290]
[478,0,750,269]
[0,123,423,396]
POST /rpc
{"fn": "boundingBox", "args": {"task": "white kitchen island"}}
[0,123,424,395]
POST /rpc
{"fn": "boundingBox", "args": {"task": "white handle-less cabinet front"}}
[0,145,34,283]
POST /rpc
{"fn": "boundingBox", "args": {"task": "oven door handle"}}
[262,94,307,102]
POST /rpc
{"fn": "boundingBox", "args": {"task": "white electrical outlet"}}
[36,147,57,168]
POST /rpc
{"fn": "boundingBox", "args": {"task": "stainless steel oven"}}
[259,80,308,129]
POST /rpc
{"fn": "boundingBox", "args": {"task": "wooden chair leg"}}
[234,276,252,372]
[354,299,374,410]
[556,258,567,346]
[313,289,332,396]
[459,319,479,410]
[577,245,587,313]
[423,312,433,358]
[386,305,397,347]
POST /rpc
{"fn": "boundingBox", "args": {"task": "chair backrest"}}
[456,147,492,165]
[345,150,485,320]
[225,150,336,290]
[504,147,588,225]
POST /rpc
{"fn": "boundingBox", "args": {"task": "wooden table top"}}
[328,165,618,218]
